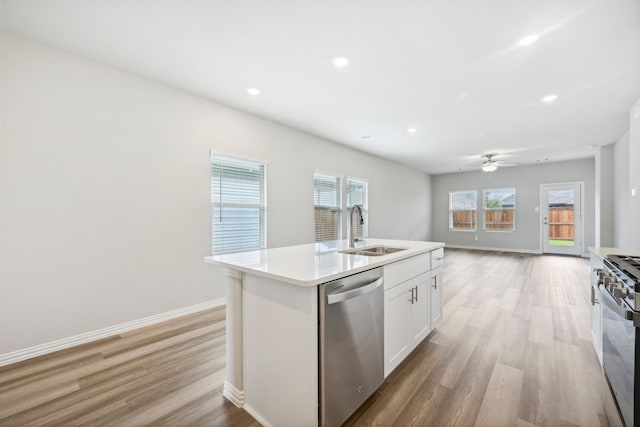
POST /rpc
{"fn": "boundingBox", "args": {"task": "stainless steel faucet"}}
[347,204,364,248]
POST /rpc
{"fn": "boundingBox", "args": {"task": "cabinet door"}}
[409,273,431,349]
[590,256,604,366]
[430,267,443,329]
[384,282,411,377]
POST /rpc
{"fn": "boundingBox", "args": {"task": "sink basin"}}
[339,245,407,256]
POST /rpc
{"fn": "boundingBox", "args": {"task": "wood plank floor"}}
[0,249,610,426]
[344,249,609,427]
[0,307,260,426]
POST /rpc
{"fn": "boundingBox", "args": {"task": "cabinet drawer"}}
[384,253,430,290]
[431,248,444,269]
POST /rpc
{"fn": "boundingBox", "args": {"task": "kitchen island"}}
[204,238,444,427]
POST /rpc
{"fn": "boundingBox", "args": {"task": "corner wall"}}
[431,159,595,254]
[0,34,431,355]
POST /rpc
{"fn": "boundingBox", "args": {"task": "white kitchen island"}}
[204,238,444,427]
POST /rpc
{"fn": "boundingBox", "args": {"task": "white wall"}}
[595,144,615,247]
[0,34,431,355]
[431,159,596,254]
[613,132,632,248]
[630,99,640,247]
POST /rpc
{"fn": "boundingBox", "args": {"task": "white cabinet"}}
[383,249,443,378]
[430,266,443,328]
[384,279,411,374]
[590,255,603,366]
[409,273,431,344]
[384,272,431,376]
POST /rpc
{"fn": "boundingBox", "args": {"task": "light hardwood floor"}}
[0,249,609,426]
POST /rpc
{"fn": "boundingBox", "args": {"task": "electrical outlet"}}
[474,236,479,241]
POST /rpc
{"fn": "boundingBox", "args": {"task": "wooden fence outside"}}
[451,210,476,230]
[452,207,574,239]
[484,210,514,231]
[548,206,574,240]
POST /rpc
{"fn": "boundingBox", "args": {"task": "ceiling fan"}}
[481,154,518,172]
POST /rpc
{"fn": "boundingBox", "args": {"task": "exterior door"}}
[541,183,583,256]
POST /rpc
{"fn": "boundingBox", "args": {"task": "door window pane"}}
[547,189,575,246]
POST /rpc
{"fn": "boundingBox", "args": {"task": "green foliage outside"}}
[485,197,502,208]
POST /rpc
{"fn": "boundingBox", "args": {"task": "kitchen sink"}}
[339,245,407,256]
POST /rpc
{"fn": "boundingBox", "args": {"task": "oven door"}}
[600,283,638,427]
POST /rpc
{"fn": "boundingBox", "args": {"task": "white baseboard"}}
[445,244,542,255]
[243,403,274,427]
[0,298,226,367]
[223,380,245,407]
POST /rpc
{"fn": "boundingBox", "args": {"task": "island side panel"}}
[243,273,319,427]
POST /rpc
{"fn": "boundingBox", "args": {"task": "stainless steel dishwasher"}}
[319,267,384,427]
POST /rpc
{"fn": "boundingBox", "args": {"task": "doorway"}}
[540,182,583,256]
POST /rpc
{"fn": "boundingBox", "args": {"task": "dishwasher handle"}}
[327,277,383,305]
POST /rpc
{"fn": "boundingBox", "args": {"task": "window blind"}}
[314,172,342,242]
[449,190,477,230]
[211,153,266,254]
[347,178,368,238]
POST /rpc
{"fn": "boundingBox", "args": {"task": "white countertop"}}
[589,246,640,261]
[204,238,445,287]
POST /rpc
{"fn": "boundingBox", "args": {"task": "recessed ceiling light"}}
[246,87,261,96]
[331,57,349,68]
[360,135,376,141]
[541,94,558,103]
[407,127,417,134]
[517,34,539,47]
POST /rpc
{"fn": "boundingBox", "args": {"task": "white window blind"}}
[449,190,477,231]
[314,172,342,242]
[347,177,368,238]
[211,153,266,254]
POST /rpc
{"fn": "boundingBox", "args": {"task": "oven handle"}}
[598,283,639,326]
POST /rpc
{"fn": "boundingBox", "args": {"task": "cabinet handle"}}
[432,275,437,290]
[591,286,600,306]
[408,287,415,304]
[415,286,418,302]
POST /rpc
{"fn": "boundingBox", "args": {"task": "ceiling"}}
[2,0,639,174]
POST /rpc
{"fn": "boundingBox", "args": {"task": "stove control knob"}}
[613,286,629,298]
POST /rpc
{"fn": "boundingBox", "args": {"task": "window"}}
[211,153,266,254]
[347,177,368,238]
[314,172,342,242]
[483,188,515,231]
[449,190,477,231]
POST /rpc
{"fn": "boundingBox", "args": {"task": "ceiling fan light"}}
[482,161,498,172]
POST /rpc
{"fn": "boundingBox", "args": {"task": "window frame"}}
[313,171,343,242]
[482,187,516,232]
[210,150,267,255]
[346,176,369,238]
[449,190,478,231]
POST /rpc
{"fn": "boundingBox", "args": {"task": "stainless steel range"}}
[598,254,640,427]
